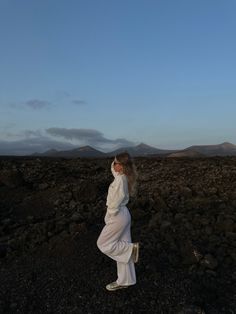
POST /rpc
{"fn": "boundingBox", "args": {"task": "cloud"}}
[7,93,86,111]
[22,129,42,138]
[46,128,103,141]
[1,129,43,140]
[54,91,87,105]
[46,127,135,147]
[8,99,50,110]
[71,99,87,105]
[25,99,50,110]
[0,127,136,155]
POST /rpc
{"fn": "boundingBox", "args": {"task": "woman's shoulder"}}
[114,173,126,182]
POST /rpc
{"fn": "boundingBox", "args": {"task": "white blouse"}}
[106,160,129,216]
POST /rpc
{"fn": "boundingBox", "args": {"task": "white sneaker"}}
[106,281,129,291]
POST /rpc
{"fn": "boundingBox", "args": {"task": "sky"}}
[0,0,236,155]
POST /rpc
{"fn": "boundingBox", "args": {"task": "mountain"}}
[106,142,178,157]
[30,141,236,158]
[32,146,106,158]
[38,149,59,156]
[167,150,206,158]
[181,142,236,157]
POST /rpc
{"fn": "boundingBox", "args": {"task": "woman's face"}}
[113,160,123,173]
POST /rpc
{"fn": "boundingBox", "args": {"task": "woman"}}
[97,152,140,291]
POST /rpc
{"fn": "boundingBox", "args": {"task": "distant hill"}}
[106,142,178,157]
[31,149,59,157]
[31,146,106,158]
[30,141,236,158]
[181,142,236,157]
[167,150,206,158]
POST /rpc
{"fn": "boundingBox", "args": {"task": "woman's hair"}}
[115,152,138,197]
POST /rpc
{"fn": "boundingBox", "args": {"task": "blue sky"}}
[0,0,235,155]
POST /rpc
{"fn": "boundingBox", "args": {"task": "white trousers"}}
[97,205,136,286]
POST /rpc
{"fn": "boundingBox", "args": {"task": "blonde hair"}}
[115,152,138,197]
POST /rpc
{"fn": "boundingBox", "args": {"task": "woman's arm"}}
[106,176,125,216]
[111,160,119,178]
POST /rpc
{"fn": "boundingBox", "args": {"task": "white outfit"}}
[97,160,136,286]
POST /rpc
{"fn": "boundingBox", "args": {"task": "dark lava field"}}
[0,156,236,313]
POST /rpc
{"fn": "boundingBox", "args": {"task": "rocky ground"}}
[0,156,236,313]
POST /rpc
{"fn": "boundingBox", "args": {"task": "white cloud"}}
[25,99,50,110]
[46,127,135,146]
[0,127,136,155]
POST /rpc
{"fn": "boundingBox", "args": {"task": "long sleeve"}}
[106,176,127,216]
[111,160,119,178]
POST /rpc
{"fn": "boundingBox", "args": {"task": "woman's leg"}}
[116,217,136,286]
[96,207,134,264]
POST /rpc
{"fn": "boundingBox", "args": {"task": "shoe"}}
[106,281,129,291]
[132,242,139,263]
